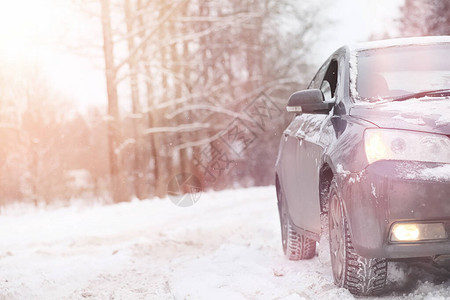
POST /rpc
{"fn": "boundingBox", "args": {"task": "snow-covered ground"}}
[0,187,449,299]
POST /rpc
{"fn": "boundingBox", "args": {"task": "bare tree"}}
[399,0,450,36]
[100,0,130,202]
[124,0,147,199]
[75,0,326,199]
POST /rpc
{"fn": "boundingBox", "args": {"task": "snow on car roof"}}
[350,35,450,52]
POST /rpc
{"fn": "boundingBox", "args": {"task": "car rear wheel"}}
[277,183,316,260]
[328,179,387,296]
[282,213,316,260]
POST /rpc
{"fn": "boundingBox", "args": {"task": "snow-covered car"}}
[275,36,450,296]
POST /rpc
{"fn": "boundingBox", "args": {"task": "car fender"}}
[320,115,385,255]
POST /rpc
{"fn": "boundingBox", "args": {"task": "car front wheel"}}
[328,178,387,296]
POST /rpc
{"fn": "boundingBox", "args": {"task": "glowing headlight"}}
[364,129,450,164]
[391,222,447,242]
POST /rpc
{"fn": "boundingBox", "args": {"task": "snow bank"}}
[0,187,448,299]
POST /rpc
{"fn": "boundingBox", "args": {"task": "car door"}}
[286,57,341,235]
[280,116,305,216]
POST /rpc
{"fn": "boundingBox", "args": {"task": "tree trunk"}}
[135,0,161,198]
[124,0,146,200]
[158,20,173,197]
[100,0,130,203]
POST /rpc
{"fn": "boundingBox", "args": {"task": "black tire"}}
[328,178,387,296]
[277,182,316,260]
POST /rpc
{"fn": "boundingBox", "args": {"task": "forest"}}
[0,0,448,205]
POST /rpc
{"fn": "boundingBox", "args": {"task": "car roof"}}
[349,35,450,52]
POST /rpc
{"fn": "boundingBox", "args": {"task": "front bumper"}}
[341,161,450,259]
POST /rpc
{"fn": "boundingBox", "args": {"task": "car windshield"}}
[355,43,450,102]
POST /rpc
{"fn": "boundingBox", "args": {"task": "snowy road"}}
[0,187,449,299]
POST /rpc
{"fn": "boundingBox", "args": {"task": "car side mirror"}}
[286,89,333,114]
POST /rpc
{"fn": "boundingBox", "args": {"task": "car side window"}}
[321,59,338,102]
[320,80,332,100]
[308,58,339,103]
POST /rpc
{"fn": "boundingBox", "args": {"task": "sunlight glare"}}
[0,0,59,61]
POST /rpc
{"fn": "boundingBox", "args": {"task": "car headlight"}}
[364,129,450,164]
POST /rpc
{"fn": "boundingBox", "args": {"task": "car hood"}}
[349,98,450,135]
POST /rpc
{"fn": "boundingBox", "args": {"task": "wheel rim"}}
[329,193,345,284]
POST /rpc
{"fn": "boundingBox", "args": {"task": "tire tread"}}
[343,216,387,296]
[286,219,316,260]
[328,178,388,296]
